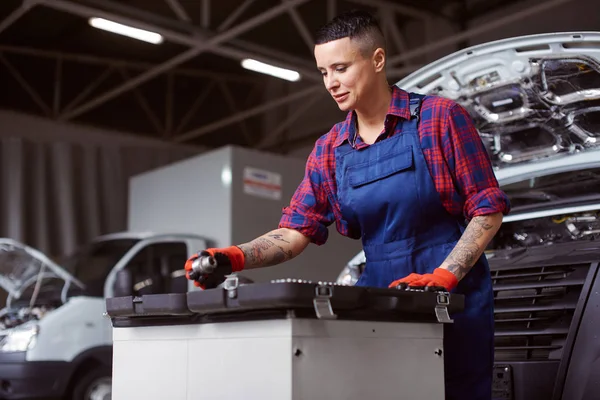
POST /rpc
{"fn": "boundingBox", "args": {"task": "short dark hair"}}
[314,10,386,56]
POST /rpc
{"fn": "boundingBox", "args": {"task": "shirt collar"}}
[333,85,412,148]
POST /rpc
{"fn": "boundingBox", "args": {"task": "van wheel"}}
[71,366,112,400]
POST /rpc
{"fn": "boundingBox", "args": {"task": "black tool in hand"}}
[187,254,217,281]
[186,251,234,289]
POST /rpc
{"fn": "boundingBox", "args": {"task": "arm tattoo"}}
[239,237,293,268]
[444,215,496,280]
[267,233,290,243]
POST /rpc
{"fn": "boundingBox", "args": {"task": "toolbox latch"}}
[435,292,453,323]
[313,284,337,320]
[223,275,239,299]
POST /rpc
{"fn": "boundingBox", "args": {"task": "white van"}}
[0,233,207,399]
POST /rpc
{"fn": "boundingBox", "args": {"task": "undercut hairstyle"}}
[314,10,386,57]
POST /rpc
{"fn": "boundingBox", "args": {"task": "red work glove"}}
[185,246,245,288]
[388,268,458,292]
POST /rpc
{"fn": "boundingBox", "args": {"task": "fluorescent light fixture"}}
[241,59,301,82]
[89,17,164,45]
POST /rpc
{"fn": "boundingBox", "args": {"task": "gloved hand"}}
[388,268,458,292]
[185,246,245,289]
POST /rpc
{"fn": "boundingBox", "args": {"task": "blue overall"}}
[334,93,495,400]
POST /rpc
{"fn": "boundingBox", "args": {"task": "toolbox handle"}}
[313,284,337,320]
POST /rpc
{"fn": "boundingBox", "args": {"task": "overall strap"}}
[408,92,426,122]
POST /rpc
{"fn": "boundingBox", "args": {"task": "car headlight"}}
[336,264,363,286]
[0,324,39,352]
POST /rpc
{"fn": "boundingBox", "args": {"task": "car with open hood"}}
[337,32,600,400]
[0,233,207,400]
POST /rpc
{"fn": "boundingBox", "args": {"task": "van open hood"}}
[0,238,84,306]
[396,31,600,223]
[397,31,600,169]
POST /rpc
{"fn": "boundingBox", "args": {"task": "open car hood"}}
[397,31,600,171]
[397,31,600,222]
[0,238,84,303]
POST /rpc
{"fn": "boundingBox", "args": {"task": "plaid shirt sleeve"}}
[278,141,335,245]
[442,101,511,219]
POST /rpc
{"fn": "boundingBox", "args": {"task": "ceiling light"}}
[88,17,164,45]
[241,59,300,82]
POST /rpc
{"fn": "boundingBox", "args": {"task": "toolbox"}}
[107,275,464,400]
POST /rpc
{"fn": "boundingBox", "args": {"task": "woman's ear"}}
[373,48,386,73]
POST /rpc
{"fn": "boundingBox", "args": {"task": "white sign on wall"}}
[243,166,282,200]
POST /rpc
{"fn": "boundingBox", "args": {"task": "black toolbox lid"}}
[106,276,465,328]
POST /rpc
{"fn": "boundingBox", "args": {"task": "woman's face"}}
[314,37,383,112]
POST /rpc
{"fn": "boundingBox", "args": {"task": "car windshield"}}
[60,238,140,296]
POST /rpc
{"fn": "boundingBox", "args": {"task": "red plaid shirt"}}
[279,86,511,245]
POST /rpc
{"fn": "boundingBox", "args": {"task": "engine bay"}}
[489,165,600,251]
[0,239,85,330]
[488,210,600,252]
[0,305,54,330]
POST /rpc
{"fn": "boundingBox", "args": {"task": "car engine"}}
[0,239,78,330]
[489,211,600,252]
[0,305,54,330]
[489,164,600,251]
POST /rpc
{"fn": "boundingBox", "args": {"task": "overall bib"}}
[334,93,495,400]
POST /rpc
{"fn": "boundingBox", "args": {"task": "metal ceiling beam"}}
[386,64,423,79]
[465,0,525,20]
[53,57,62,117]
[0,44,260,83]
[201,0,210,28]
[388,0,575,67]
[217,0,255,31]
[256,94,322,149]
[61,67,114,117]
[327,0,336,20]
[174,81,215,134]
[165,72,173,137]
[0,108,205,152]
[224,38,318,77]
[175,56,422,143]
[266,118,338,153]
[378,9,407,55]
[37,0,311,121]
[218,80,253,144]
[284,0,315,52]
[164,0,191,22]
[0,53,52,117]
[117,68,164,135]
[347,0,442,21]
[209,45,320,82]
[0,1,34,35]
[39,0,320,83]
[175,85,324,142]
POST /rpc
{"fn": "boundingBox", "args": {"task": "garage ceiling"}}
[0,0,530,153]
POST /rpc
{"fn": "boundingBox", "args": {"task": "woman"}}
[186,10,510,400]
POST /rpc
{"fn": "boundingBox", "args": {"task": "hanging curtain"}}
[0,135,196,259]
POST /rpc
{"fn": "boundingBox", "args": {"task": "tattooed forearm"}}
[267,233,290,243]
[441,213,503,281]
[237,228,310,269]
